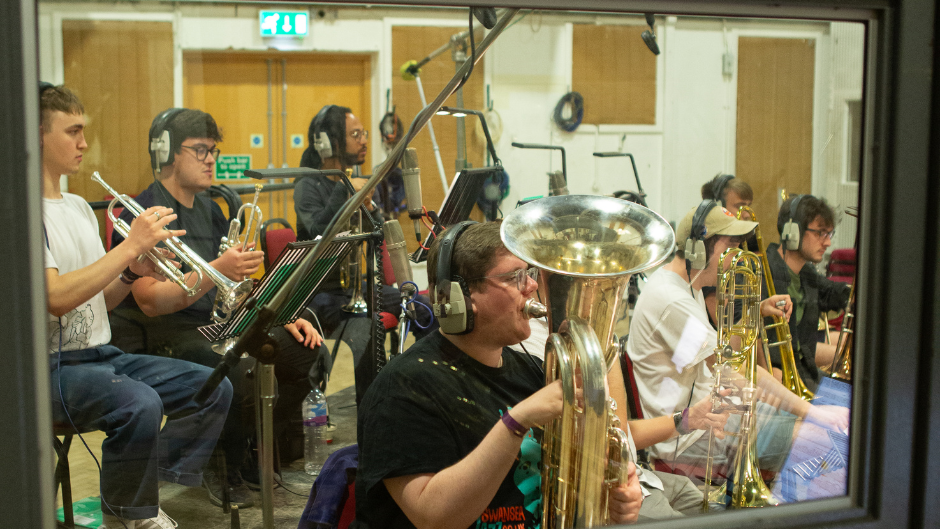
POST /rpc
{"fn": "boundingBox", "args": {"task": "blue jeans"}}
[50,345,233,520]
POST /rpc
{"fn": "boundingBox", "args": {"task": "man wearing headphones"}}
[110,108,324,508]
[699,174,755,326]
[700,174,754,219]
[355,220,644,528]
[626,201,849,477]
[41,85,232,529]
[765,194,852,391]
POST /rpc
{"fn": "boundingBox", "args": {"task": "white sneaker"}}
[100,508,178,529]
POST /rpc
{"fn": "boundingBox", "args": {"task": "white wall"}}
[38,3,863,234]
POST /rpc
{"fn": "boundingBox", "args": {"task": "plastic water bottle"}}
[303,388,329,475]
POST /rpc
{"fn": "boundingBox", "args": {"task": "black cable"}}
[455,10,476,92]
[552,92,584,132]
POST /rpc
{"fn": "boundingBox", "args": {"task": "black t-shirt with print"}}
[355,332,545,529]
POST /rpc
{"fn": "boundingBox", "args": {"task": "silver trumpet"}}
[219,183,263,258]
[92,171,253,323]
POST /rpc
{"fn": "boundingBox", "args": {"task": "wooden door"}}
[62,20,174,237]
[183,51,372,235]
[736,37,815,243]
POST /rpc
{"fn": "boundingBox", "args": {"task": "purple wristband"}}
[501,412,527,438]
[680,408,691,435]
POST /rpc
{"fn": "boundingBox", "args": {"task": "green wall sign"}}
[216,155,251,180]
[260,10,309,37]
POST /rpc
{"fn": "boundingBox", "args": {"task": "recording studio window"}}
[571,23,657,125]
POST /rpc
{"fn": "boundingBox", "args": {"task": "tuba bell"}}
[501,195,675,528]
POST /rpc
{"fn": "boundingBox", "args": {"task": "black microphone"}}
[383,220,415,293]
[402,148,424,242]
[472,7,498,29]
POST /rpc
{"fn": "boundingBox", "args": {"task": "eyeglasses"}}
[804,227,835,240]
[348,129,369,141]
[181,144,220,162]
[468,267,539,291]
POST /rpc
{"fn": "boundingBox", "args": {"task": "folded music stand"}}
[198,233,371,343]
[410,166,498,263]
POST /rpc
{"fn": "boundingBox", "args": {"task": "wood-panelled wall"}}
[736,37,815,244]
[63,20,174,202]
[392,26,485,253]
[572,24,657,125]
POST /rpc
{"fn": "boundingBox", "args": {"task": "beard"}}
[343,151,365,167]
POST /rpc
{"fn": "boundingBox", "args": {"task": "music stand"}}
[410,165,498,263]
[197,233,369,527]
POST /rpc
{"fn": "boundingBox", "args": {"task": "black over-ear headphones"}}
[712,174,735,206]
[149,108,185,174]
[781,194,805,251]
[311,105,336,159]
[432,221,478,335]
[685,200,718,270]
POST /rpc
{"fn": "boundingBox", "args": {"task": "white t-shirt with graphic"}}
[43,193,111,354]
[627,266,718,461]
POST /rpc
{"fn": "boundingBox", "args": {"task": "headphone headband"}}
[712,174,735,206]
[685,199,718,269]
[149,108,186,173]
[312,105,337,159]
[782,194,805,251]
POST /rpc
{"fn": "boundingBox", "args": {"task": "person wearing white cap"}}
[625,200,850,479]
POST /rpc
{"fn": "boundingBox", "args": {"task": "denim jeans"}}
[50,345,233,520]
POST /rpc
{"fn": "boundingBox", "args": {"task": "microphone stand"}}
[592,151,648,207]
[511,142,568,195]
[195,10,519,528]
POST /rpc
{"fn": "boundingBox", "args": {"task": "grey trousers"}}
[638,470,704,521]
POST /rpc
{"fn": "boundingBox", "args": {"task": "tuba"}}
[737,206,814,400]
[702,247,779,510]
[501,195,675,528]
[92,172,253,323]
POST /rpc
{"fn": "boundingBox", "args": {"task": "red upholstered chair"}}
[618,336,645,421]
[260,218,297,270]
[826,248,856,330]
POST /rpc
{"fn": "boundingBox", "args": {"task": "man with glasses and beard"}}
[766,194,852,392]
[110,108,323,509]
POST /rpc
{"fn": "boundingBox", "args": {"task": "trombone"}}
[92,172,253,323]
[702,248,779,511]
[737,206,814,400]
[219,183,263,258]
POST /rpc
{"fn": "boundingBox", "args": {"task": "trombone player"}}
[110,108,323,508]
[765,194,852,389]
[627,202,850,478]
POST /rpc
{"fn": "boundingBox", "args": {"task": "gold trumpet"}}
[501,194,675,528]
[703,247,779,510]
[738,206,814,400]
[92,172,253,323]
[219,183,263,257]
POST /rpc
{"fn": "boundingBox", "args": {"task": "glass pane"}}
[38,1,864,526]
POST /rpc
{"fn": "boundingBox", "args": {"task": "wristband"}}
[501,412,527,438]
[680,407,691,435]
[122,266,142,282]
[673,408,691,436]
[119,273,135,285]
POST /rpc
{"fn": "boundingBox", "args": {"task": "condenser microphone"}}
[383,219,415,293]
[548,170,569,196]
[402,147,424,242]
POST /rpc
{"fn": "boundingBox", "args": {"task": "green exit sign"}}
[216,155,252,180]
[259,10,309,37]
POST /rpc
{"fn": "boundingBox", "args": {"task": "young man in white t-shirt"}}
[627,201,849,478]
[41,83,233,529]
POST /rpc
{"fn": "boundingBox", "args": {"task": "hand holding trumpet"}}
[123,206,185,280]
